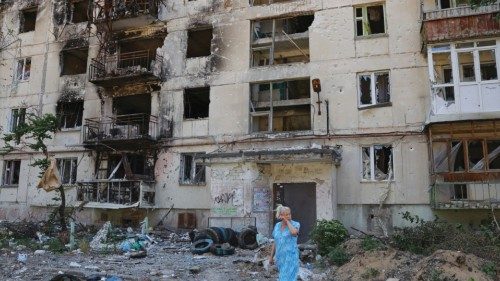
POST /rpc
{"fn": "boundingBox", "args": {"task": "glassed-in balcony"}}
[76,180,155,208]
[89,50,162,86]
[422,3,500,44]
[83,113,158,149]
[92,0,159,21]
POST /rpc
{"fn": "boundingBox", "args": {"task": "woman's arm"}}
[285,219,299,236]
[268,242,275,264]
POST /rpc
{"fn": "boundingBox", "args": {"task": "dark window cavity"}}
[184,87,210,119]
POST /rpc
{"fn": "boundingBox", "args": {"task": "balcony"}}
[431,182,500,209]
[89,50,162,87]
[92,0,158,29]
[76,180,155,209]
[83,113,158,149]
[422,3,500,44]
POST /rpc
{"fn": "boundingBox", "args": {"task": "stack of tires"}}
[190,226,258,255]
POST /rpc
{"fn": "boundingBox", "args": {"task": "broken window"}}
[68,0,88,23]
[61,48,88,75]
[20,7,37,33]
[458,52,475,82]
[2,160,21,186]
[180,153,206,185]
[56,101,83,129]
[479,49,498,81]
[452,184,468,199]
[358,72,390,107]
[250,79,311,132]
[251,15,313,67]
[355,4,385,37]
[439,0,469,9]
[16,57,31,81]
[431,50,455,108]
[186,28,213,58]
[362,145,393,181]
[56,158,77,185]
[432,139,500,173]
[184,87,210,119]
[107,154,153,179]
[10,108,26,132]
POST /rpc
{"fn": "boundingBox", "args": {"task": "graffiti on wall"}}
[212,189,243,216]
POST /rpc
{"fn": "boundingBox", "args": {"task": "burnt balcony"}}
[422,3,500,44]
[92,0,159,23]
[89,50,162,87]
[431,182,500,209]
[83,113,158,149]
[76,180,155,208]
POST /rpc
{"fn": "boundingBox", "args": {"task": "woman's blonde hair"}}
[275,204,291,219]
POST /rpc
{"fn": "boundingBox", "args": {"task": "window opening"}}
[57,158,77,184]
[186,28,213,58]
[2,160,21,186]
[479,49,497,81]
[251,15,313,67]
[16,58,31,81]
[358,72,390,107]
[250,79,311,132]
[184,87,210,119]
[362,145,393,181]
[61,48,88,75]
[180,153,206,185]
[20,7,37,33]
[56,101,83,129]
[452,184,468,199]
[355,4,385,36]
[458,52,475,82]
[68,0,88,23]
[10,108,26,132]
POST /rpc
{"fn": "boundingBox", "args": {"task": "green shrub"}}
[310,219,348,255]
[327,246,350,266]
[362,236,382,251]
[481,261,497,279]
[361,268,379,279]
[47,238,66,253]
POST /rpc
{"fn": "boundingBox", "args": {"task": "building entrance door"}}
[273,182,316,243]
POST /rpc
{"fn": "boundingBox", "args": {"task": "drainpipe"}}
[331,164,338,219]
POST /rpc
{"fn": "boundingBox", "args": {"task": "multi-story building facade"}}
[0,0,498,239]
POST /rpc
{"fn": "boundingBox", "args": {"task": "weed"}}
[310,219,348,255]
[362,236,382,251]
[327,246,350,266]
[481,261,497,279]
[78,239,90,254]
[47,238,66,253]
[361,267,379,279]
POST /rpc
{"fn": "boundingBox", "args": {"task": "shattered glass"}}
[362,147,371,180]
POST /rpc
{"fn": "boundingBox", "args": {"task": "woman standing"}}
[269,205,300,281]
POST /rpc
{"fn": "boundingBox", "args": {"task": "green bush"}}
[362,236,382,251]
[481,261,497,279]
[310,219,348,255]
[47,238,66,253]
[327,246,350,266]
[361,268,380,279]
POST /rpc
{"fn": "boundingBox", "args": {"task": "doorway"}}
[273,182,316,243]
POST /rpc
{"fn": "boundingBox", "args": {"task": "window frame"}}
[357,71,391,108]
[16,57,32,82]
[361,144,394,182]
[10,108,26,132]
[56,101,84,130]
[354,3,387,38]
[179,153,206,186]
[56,158,78,185]
[2,160,21,187]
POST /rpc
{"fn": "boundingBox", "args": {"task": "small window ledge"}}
[179,182,206,187]
[1,185,19,188]
[358,102,392,110]
[59,127,82,132]
[355,33,388,40]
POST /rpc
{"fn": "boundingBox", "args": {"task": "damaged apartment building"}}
[0,0,499,238]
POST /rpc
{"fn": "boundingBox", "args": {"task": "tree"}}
[2,111,69,231]
[470,0,498,7]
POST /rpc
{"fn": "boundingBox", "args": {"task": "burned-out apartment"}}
[0,0,498,237]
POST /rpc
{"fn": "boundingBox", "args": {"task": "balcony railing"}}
[92,0,158,21]
[83,113,158,144]
[89,50,162,84]
[423,3,500,21]
[431,182,500,209]
[422,3,500,44]
[76,180,155,207]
